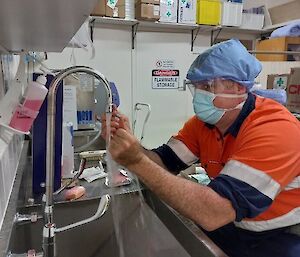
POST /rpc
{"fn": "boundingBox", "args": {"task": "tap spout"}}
[45,66,112,217]
[43,66,113,257]
[55,194,111,233]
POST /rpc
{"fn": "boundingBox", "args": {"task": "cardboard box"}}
[256,37,300,62]
[268,1,300,25]
[159,0,178,23]
[136,3,160,20]
[286,67,300,113]
[267,74,290,90]
[106,0,125,18]
[91,0,106,16]
[106,6,125,18]
[178,0,197,24]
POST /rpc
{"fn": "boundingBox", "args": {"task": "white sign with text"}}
[152,69,180,89]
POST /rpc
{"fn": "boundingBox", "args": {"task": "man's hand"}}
[98,107,131,141]
[109,128,145,169]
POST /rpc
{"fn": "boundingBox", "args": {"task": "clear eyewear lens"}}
[196,81,214,92]
[187,78,244,96]
[202,79,238,92]
[188,81,214,95]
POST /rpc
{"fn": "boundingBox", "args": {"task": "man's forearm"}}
[128,155,236,231]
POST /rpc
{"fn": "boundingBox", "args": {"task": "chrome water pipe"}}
[133,102,151,143]
[44,66,113,257]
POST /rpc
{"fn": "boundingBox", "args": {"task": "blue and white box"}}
[160,0,178,23]
[178,0,196,24]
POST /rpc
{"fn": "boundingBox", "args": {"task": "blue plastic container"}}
[32,74,62,195]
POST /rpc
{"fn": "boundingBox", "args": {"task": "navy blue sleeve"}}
[151,144,189,175]
[208,174,273,221]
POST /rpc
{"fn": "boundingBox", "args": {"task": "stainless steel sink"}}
[8,190,227,257]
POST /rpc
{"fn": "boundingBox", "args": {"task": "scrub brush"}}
[54,150,107,195]
[79,150,106,161]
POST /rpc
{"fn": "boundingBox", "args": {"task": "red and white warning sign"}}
[152,69,180,89]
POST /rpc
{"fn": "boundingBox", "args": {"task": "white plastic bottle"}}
[9,75,48,133]
[62,122,75,178]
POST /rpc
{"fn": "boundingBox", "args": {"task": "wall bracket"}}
[210,27,222,46]
[191,27,201,52]
[132,23,139,50]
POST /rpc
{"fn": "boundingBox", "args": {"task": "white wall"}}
[134,32,203,147]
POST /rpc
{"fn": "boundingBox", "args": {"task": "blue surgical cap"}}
[187,39,262,91]
[252,89,287,105]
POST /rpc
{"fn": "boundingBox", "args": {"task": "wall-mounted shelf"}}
[90,17,139,49]
[138,21,200,32]
[0,0,98,53]
[91,16,201,32]
[209,25,265,46]
[215,25,264,35]
[91,17,139,27]
[263,18,300,32]
[90,16,300,52]
[90,16,268,51]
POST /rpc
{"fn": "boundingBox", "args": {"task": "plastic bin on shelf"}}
[197,0,221,25]
[240,13,264,30]
[221,2,243,27]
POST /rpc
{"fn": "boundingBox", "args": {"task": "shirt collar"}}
[225,93,256,137]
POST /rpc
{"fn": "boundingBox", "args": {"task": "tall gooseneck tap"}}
[44,66,113,257]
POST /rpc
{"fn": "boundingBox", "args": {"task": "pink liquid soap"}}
[9,100,44,133]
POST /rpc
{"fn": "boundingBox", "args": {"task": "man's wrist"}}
[127,154,149,174]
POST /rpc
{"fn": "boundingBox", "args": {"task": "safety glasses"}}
[186,78,237,95]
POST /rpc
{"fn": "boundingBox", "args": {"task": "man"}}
[102,39,300,257]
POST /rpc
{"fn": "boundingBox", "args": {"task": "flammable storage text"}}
[152,69,180,89]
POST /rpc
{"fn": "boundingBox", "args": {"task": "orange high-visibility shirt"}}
[170,94,300,231]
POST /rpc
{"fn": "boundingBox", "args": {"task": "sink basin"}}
[8,190,227,257]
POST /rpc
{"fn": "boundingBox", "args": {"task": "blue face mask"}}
[193,89,246,125]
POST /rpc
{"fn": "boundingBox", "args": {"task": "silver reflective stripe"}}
[234,207,300,231]
[284,176,300,191]
[221,160,280,199]
[167,137,198,166]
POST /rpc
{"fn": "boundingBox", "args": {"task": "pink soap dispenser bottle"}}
[9,75,48,133]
